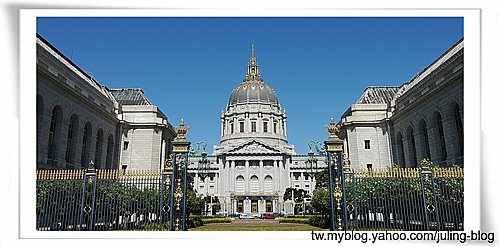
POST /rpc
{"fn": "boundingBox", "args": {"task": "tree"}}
[314,168,330,189]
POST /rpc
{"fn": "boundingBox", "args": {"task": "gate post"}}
[78,160,97,231]
[324,118,345,231]
[169,119,191,231]
[420,165,440,231]
[159,155,173,230]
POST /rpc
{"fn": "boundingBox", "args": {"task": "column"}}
[428,122,445,165]
[244,198,251,213]
[228,160,233,193]
[160,138,166,169]
[442,114,459,165]
[283,118,287,137]
[273,160,278,192]
[258,198,265,214]
[300,172,304,188]
[245,160,249,192]
[220,118,224,138]
[259,160,264,192]
[414,129,424,163]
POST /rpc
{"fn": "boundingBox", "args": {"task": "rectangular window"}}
[240,122,244,133]
[304,173,310,180]
[251,121,256,132]
[263,122,268,132]
[209,174,215,181]
[273,122,277,133]
[249,160,259,167]
[294,173,300,180]
[367,164,373,171]
[235,160,245,167]
[124,141,129,150]
[263,160,273,167]
[230,122,234,134]
[364,140,371,149]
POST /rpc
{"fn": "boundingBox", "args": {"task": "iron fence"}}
[36,168,171,231]
[341,167,464,231]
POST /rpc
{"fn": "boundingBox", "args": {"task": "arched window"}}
[65,114,79,164]
[250,175,259,193]
[235,176,245,193]
[94,129,104,168]
[264,175,273,192]
[435,112,447,162]
[396,132,405,167]
[407,127,417,167]
[419,120,431,160]
[105,134,114,169]
[81,122,92,167]
[47,106,62,162]
[453,103,464,156]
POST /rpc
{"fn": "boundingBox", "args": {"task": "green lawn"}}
[189,223,325,231]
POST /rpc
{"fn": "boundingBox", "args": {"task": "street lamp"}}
[197,144,210,181]
[192,141,211,215]
[305,141,320,177]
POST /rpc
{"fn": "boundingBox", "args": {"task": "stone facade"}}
[36,34,176,170]
[339,38,464,168]
[37,32,464,217]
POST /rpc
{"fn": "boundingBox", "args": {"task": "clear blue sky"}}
[37,17,463,154]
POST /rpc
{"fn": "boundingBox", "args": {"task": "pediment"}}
[227,140,281,154]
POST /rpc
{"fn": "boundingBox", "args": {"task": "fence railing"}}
[342,167,464,231]
[36,169,171,231]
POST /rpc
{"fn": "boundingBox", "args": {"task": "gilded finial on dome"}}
[245,44,262,82]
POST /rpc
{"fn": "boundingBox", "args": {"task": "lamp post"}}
[193,141,211,215]
[169,118,191,231]
[305,141,319,215]
[324,117,345,231]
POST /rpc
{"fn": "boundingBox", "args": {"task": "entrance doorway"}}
[266,200,272,212]
[237,200,243,213]
[251,200,258,213]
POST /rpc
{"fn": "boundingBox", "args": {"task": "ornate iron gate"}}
[36,166,172,231]
[341,166,464,231]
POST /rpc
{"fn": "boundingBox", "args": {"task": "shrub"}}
[187,216,204,228]
[201,218,231,224]
[284,215,313,219]
[279,218,310,224]
[308,215,329,229]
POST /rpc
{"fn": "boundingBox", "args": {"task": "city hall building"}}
[36,33,463,216]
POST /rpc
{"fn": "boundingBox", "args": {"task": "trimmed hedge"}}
[284,215,313,219]
[201,218,231,224]
[279,218,310,224]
